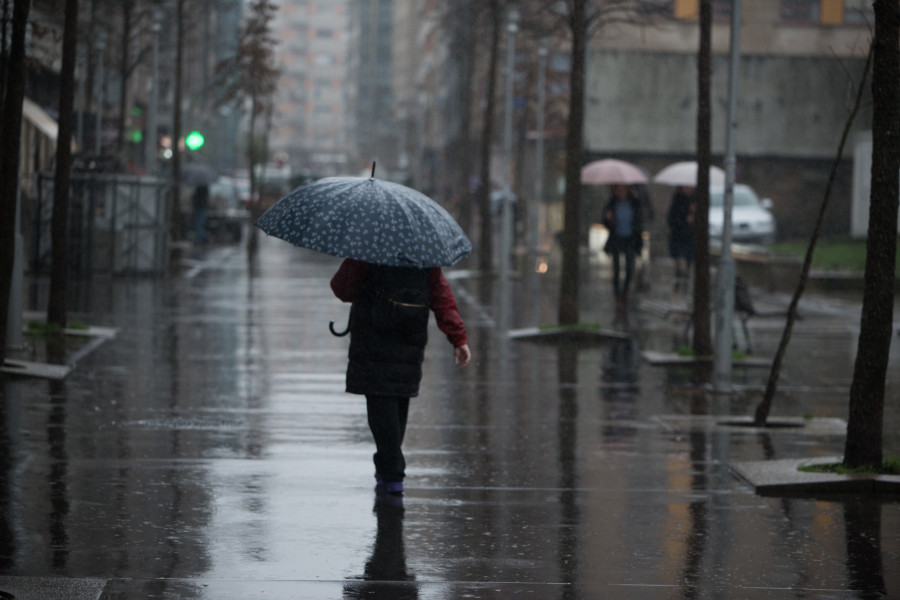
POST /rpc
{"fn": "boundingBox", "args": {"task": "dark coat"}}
[667,189,695,260]
[602,193,644,255]
[346,265,431,397]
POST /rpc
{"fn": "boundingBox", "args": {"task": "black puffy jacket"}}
[346,265,431,397]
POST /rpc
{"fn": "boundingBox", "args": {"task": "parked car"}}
[709,183,776,245]
[179,177,248,243]
[207,177,248,242]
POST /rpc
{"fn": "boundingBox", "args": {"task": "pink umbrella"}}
[580,159,648,185]
[653,161,726,187]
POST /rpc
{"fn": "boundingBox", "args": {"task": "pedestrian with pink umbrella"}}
[581,159,648,310]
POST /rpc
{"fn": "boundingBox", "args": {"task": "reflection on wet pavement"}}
[0,238,897,599]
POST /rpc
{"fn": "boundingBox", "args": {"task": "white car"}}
[709,184,776,245]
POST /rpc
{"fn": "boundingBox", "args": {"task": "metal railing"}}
[31,173,172,275]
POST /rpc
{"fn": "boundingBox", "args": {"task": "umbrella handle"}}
[329,318,350,337]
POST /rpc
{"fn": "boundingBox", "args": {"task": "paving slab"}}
[641,350,771,367]
[508,325,629,343]
[0,576,106,600]
[0,358,70,380]
[732,456,900,496]
[655,414,847,435]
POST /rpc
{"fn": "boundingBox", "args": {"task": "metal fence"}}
[31,174,171,275]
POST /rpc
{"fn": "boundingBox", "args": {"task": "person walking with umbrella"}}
[667,185,696,293]
[331,259,471,496]
[602,183,644,309]
[255,165,473,496]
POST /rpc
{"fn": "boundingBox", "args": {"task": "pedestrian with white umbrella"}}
[256,164,472,498]
[654,161,725,293]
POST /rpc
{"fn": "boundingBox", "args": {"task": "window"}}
[781,0,873,25]
[844,0,874,24]
[636,0,673,16]
[781,0,819,22]
[711,0,732,20]
[314,54,334,66]
[666,0,732,21]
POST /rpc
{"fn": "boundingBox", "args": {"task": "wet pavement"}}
[1,235,899,599]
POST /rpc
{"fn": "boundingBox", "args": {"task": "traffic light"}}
[185,130,205,151]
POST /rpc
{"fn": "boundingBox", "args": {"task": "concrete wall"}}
[584,50,872,158]
[583,50,871,240]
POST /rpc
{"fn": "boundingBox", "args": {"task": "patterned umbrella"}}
[255,171,472,268]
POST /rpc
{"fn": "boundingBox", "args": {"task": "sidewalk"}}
[0,236,897,599]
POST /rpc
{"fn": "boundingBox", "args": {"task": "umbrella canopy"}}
[653,161,726,187]
[181,163,218,186]
[255,176,472,268]
[581,159,648,185]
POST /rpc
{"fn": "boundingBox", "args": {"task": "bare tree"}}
[214,0,279,253]
[170,0,185,238]
[476,0,503,282]
[47,0,79,328]
[441,0,480,239]
[0,0,31,366]
[552,0,641,325]
[556,0,587,325]
[844,0,899,470]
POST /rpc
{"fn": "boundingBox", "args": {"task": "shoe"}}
[376,480,404,495]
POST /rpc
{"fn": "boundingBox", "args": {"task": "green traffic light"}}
[185,130,205,151]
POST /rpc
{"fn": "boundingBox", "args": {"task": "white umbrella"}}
[581,159,648,185]
[653,161,725,187]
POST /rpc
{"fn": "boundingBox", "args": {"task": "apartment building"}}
[269,0,349,176]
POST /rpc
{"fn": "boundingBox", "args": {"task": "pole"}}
[146,10,162,173]
[533,39,548,261]
[499,8,519,333]
[714,0,741,392]
[6,181,23,351]
[76,45,86,152]
[94,30,108,155]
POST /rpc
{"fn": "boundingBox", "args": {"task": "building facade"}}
[585,0,874,241]
[269,0,349,177]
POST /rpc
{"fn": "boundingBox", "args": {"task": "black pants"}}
[611,245,636,298]
[366,395,410,484]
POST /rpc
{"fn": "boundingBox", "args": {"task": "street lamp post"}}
[533,39,548,262]
[94,29,108,155]
[76,44,86,152]
[714,0,742,392]
[499,7,519,333]
[146,10,163,173]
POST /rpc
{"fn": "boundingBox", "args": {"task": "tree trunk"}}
[451,0,476,241]
[477,0,500,282]
[0,0,31,366]
[692,0,712,355]
[557,0,587,325]
[246,94,259,255]
[844,0,900,469]
[115,0,133,158]
[47,0,80,328]
[170,0,185,242]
